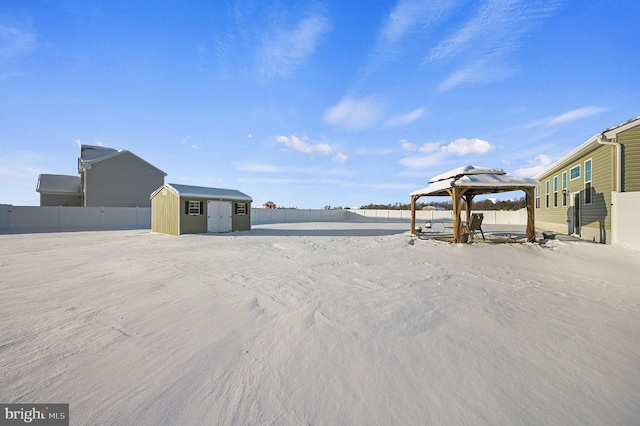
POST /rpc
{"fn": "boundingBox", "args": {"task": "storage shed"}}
[151,183,252,235]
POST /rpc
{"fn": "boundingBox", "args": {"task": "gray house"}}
[36,174,82,206]
[151,183,252,235]
[37,145,166,207]
[78,145,166,207]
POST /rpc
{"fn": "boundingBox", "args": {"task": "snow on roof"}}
[163,183,252,202]
[36,174,81,194]
[412,168,538,197]
[428,165,506,183]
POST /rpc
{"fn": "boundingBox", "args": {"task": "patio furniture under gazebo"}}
[410,166,539,243]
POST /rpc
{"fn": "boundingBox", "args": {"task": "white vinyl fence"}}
[611,191,640,250]
[251,208,346,224]
[0,206,151,233]
[252,208,527,225]
[346,209,527,225]
[0,206,528,234]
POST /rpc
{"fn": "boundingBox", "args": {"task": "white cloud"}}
[333,152,348,163]
[375,183,416,190]
[398,138,493,170]
[323,96,385,131]
[399,139,415,150]
[546,106,605,125]
[95,140,104,147]
[514,154,553,177]
[524,106,605,128]
[440,138,493,155]
[387,107,426,126]
[236,162,282,173]
[379,1,424,45]
[374,0,454,63]
[398,152,445,169]
[418,142,441,153]
[430,1,558,64]
[248,133,253,139]
[257,13,329,81]
[214,6,329,82]
[276,135,333,156]
[239,177,297,185]
[437,59,504,92]
[429,1,560,91]
[74,139,82,148]
[0,24,36,59]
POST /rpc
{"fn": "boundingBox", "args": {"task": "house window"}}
[545,180,550,208]
[186,200,203,215]
[535,185,540,209]
[553,176,558,207]
[570,165,580,180]
[584,159,592,205]
[236,203,247,215]
[562,171,568,206]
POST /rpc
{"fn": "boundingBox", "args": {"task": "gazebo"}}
[410,166,539,243]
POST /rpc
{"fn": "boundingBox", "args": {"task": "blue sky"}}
[1,0,639,208]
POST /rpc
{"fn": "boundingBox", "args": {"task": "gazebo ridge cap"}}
[428,165,506,184]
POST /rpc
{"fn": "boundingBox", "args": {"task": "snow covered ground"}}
[1,222,639,425]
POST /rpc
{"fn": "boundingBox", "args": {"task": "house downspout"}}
[598,133,622,192]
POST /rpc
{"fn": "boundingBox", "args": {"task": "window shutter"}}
[200,201,204,214]
[185,201,189,215]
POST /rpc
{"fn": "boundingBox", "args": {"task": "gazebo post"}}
[410,195,420,235]
[464,194,474,224]
[524,187,536,242]
[448,187,465,243]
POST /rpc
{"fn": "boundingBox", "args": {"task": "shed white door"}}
[207,201,232,232]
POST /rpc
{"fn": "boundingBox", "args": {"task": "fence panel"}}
[60,207,102,228]
[1,206,532,233]
[0,206,151,233]
[612,192,640,250]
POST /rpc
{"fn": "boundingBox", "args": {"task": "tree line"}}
[357,197,527,211]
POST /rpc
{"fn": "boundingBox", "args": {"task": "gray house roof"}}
[80,145,119,161]
[155,183,253,202]
[78,145,167,176]
[36,174,81,194]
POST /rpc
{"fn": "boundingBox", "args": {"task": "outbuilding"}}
[410,166,539,243]
[151,183,252,235]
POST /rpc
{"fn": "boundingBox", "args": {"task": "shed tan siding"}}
[618,125,640,191]
[151,188,179,235]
